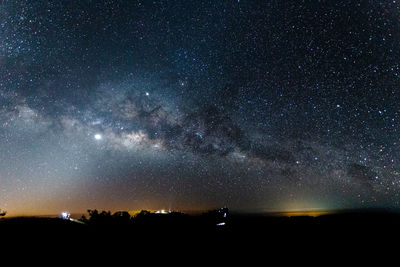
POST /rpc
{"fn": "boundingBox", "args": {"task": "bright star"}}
[94,134,102,140]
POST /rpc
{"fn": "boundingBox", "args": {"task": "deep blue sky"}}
[1,0,399,216]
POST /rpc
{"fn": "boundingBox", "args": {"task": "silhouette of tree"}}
[82,209,134,225]
[135,210,151,218]
[84,209,113,224]
[112,211,132,224]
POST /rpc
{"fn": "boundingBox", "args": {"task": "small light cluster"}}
[155,209,171,214]
[61,211,71,220]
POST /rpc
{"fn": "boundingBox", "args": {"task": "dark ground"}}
[1,210,399,259]
[1,211,399,239]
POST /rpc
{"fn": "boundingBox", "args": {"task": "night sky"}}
[1,0,400,216]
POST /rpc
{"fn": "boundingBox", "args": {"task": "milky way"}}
[1,0,400,216]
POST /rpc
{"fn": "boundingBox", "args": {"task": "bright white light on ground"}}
[94,134,102,140]
[61,212,70,220]
[155,210,167,214]
[216,222,226,226]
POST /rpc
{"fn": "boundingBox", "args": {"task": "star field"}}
[1,0,400,216]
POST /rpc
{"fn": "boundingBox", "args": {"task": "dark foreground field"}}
[1,210,399,238]
[1,210,399,257]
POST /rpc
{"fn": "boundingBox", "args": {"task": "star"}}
[1,0,399,216]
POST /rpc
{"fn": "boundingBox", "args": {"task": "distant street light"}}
[61,211,71,220]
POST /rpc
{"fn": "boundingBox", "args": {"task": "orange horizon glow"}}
[2,208,339,218]
[273,210,335,217]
